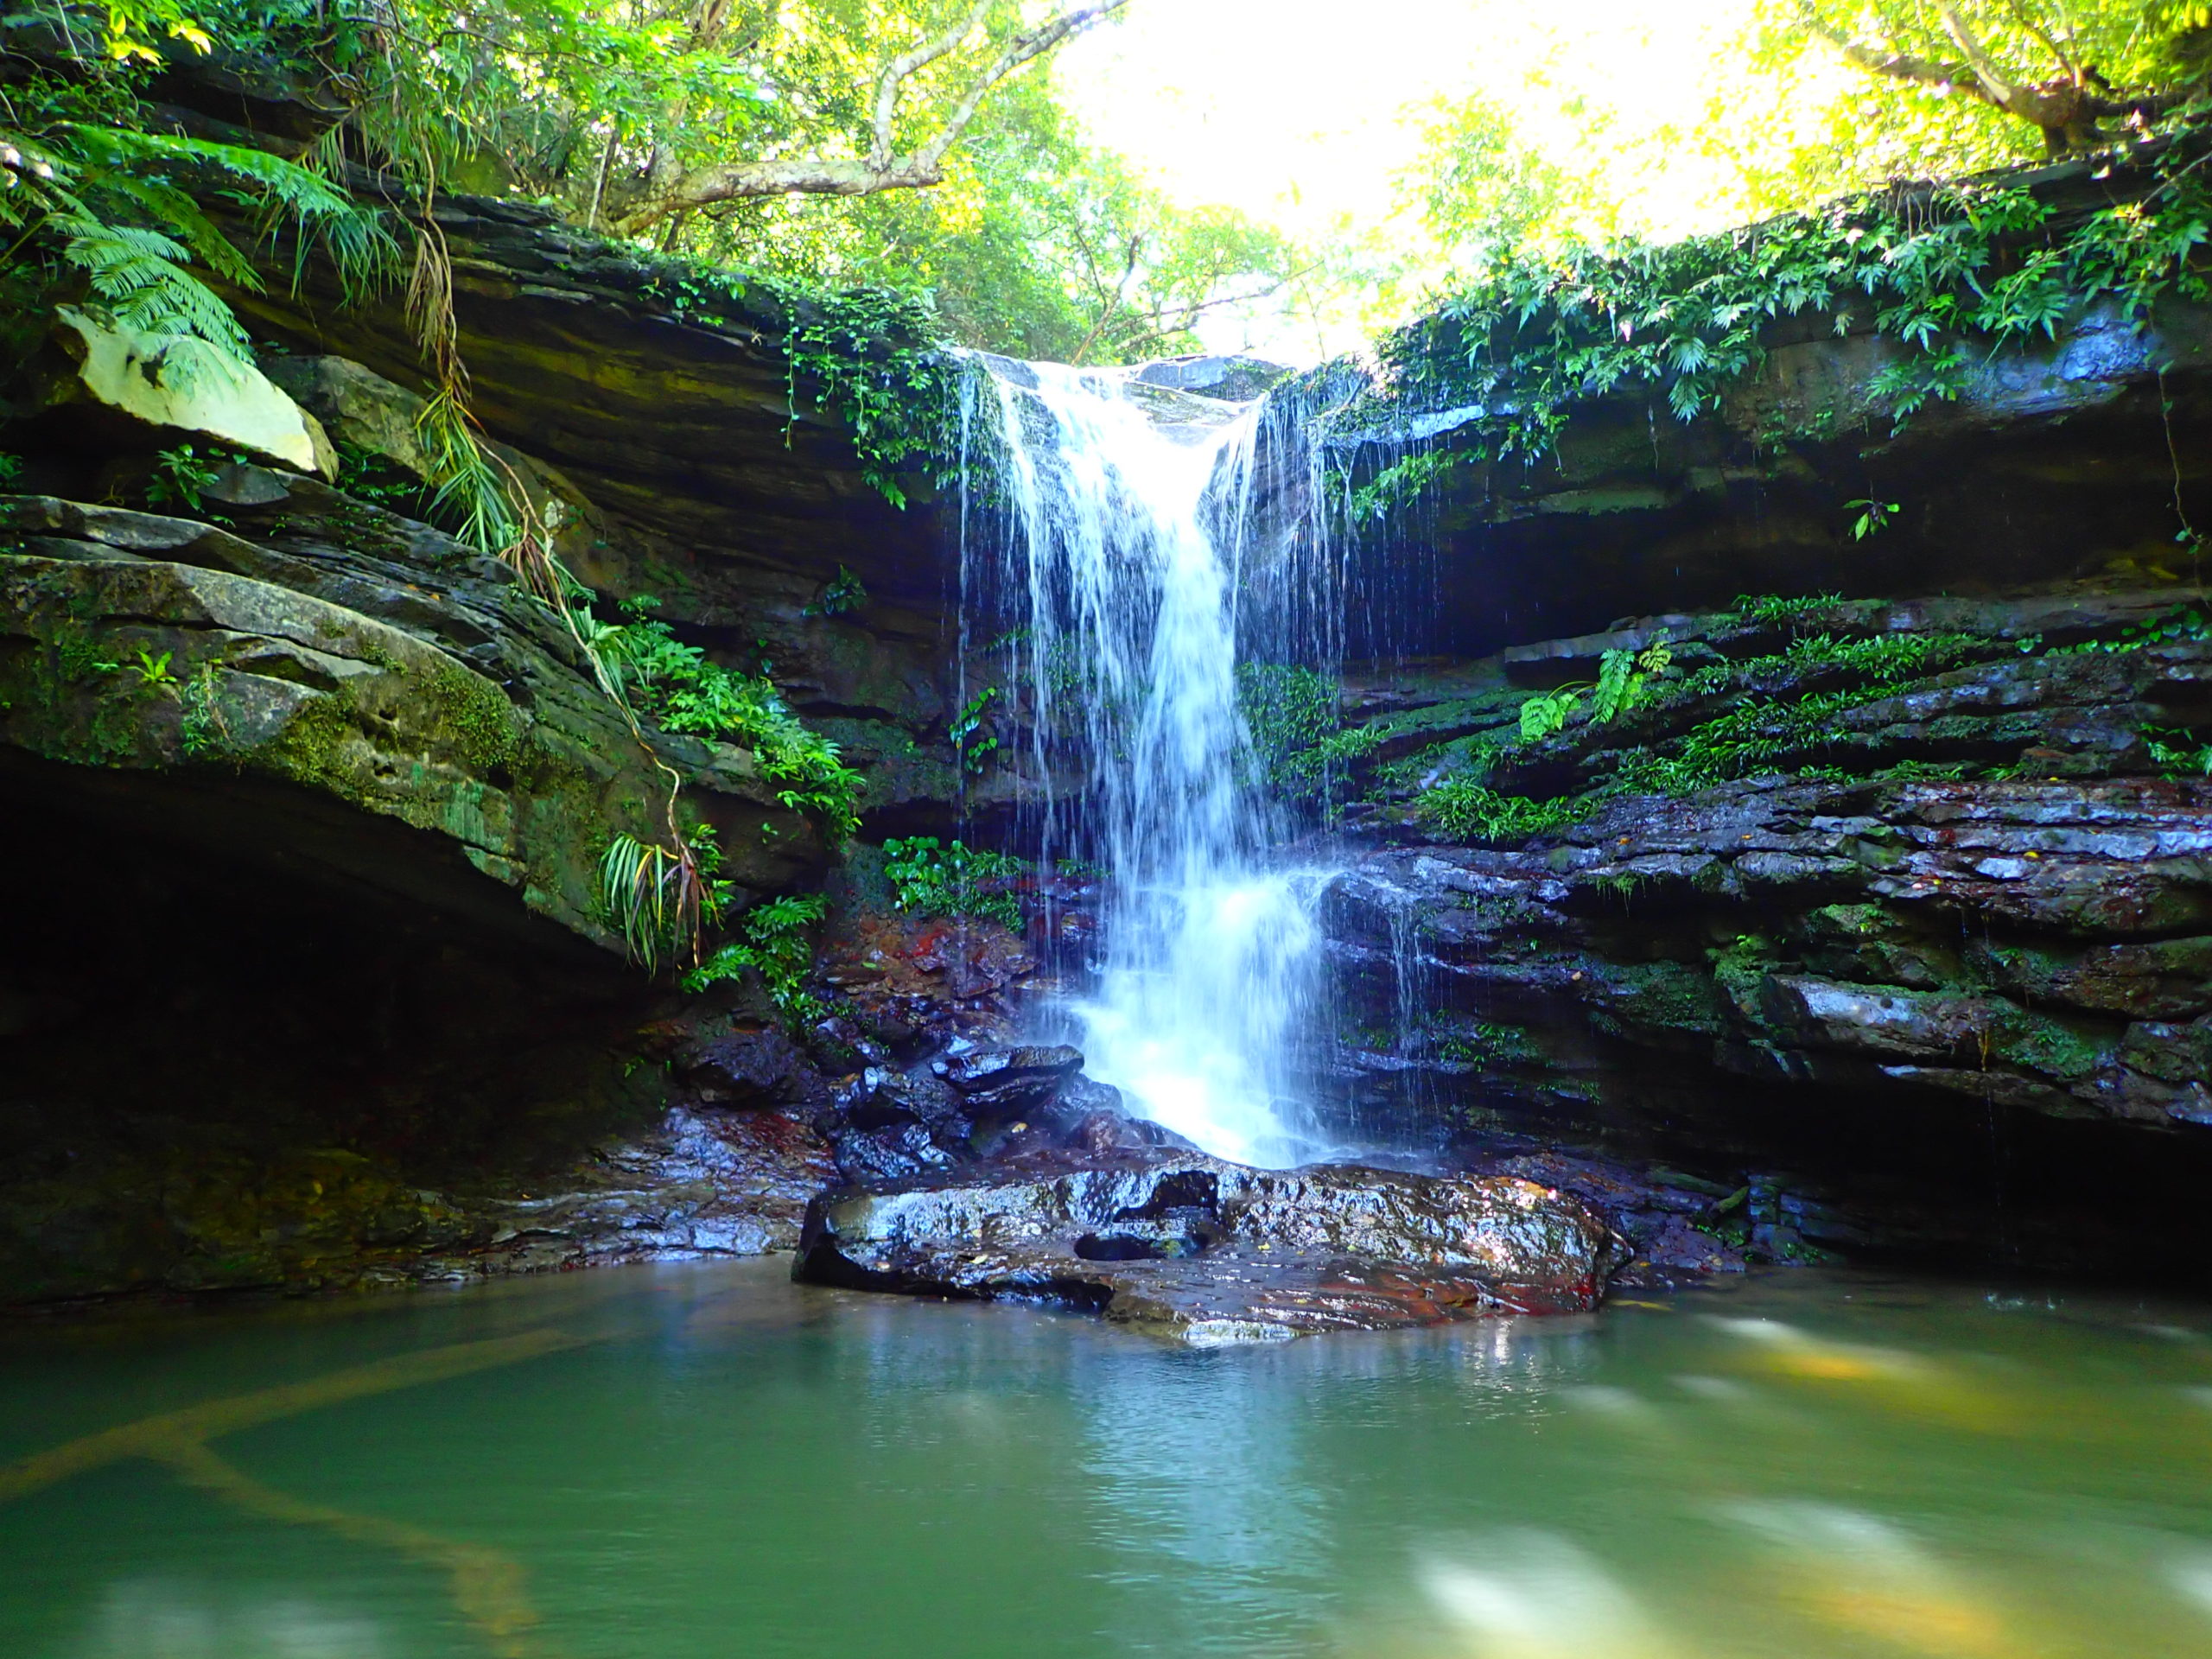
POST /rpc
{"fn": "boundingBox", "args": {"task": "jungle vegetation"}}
[0,0,1299,365]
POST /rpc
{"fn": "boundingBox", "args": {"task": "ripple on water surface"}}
[5,1261,2212,1658]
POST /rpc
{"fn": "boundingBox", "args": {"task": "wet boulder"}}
[830,1121,957,1188]
[679,1026,820,1109]
[794,1152,1619,1344]
[932,1044,1084,1114]
[849,1065,969,1135]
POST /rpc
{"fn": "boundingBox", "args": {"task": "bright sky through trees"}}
[1059,0,1839,357]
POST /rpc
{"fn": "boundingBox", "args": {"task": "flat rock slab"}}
[794,1153,1619,1344]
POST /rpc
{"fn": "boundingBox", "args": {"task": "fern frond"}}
[50,212,251,361]
[91,172,263,290]
[60,124,400,300]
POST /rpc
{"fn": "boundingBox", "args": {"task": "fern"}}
[1,54,397,381]
[681,893,830,1027]
[63,124,400,300]
[47,212,252,366]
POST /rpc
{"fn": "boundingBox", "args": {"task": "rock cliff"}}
[6,140,2212,1305]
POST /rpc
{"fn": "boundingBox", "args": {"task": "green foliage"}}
[415,391,524,558]
[1517,634,1674,741]
[599,831,709,975]
[2050,606,2212,653]
[1676,629,1993,702]
[2,12,398,377]
[320,0,1294,373]
[1236,662,1336,776]
[1344,448,1464,523]
[784,285,961,507]
[1414,779,1581,843]
[681,893,830,1027]
[949,685,999,777]
[1431,1020,1538,1067]
[143,443,219,512]
[804,566,868,618]
[0,454,22,489]
[1847,498,1901,540]
[1616,631,1993,789]
[626,79,1301,368]
[1414,626,2003,842]
[2146,728,2212,777]
[124,646,177,691]
[578,610,863,840]
[1326,137,2212,497]
[882,836,1027,931]
[178,658,230,759]
[1404,2,2211,305]
[1233,661,1388,807]
[1732,592,1845,626]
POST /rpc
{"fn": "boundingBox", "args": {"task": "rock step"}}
[794,1154,1619,1344]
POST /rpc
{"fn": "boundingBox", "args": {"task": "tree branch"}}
[913,0,1128,175]
[2000,0,2079,84]
[1795,7,1989,104]
[1936,0,2019,104]
[868,0,993,170]
[615,0,1128,232]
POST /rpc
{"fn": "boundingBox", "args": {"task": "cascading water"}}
[964,359,1333,1168]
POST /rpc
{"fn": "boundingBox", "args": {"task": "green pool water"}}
[7,1259,2212,1658]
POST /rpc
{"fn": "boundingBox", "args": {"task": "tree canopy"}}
[0,0,1301,366]
[1406,1,2212,284]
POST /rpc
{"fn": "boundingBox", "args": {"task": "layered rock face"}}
[1317,590,2212,1274]
[0,467,843,1300]
[1301,154,2212,664]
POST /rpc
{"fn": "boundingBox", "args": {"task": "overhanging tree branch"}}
[1795,0,2193,151]
[613,0,1128,232]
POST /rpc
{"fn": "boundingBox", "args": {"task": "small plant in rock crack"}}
[179,661,232,759]
[124,648,178,692]
[1846,498,1900,540]
[1518,633,1674,741]
[804,566,868,618]
[2145,726,2212,779]
[0,452,23,488]
[144,445,224,512]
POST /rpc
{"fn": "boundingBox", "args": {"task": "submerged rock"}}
[793,1152,1619,1344]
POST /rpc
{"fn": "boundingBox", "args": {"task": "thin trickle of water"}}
[964,359,1333,1167]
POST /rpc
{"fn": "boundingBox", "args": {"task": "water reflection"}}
[1420,1533,1676,1659]
[1726,1503,2013,1657]
[6,1265,2212,1658]
[72,1580,387,1659]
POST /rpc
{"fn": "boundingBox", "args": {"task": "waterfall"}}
[964,358,1333,1168]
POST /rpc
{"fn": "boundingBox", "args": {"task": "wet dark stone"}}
[849,1065,968,1135]
[1065,1107,1201,1158]
[830,1122,955,1188]
[931,1044,1085,1115]
[794,1151,1619,1343]
[680,1027,816,1109]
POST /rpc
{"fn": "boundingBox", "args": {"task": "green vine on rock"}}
[1302,130,2212,510]
[784,286,961,509]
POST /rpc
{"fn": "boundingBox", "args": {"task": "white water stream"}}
[970,359,1332,1167]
